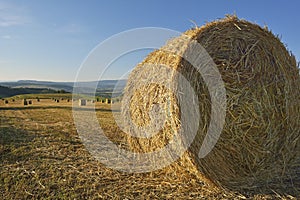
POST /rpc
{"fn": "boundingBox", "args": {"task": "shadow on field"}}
[0,106,120,112]
[0,126,36,164]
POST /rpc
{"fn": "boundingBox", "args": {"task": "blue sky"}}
[0,0,299,81]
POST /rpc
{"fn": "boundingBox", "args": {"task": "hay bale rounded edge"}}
[121,16,300,193]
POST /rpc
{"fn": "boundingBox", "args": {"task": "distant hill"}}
[0,80,127,98]
[0,86,59,98]
[0,80,74,92]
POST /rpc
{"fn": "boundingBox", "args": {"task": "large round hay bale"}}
[121,16,300,193]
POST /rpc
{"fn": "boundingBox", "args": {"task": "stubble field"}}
[0,98,296,199]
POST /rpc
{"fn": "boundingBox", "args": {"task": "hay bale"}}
[28,100,32,105]
[101,99,105,103]
[105,98,111,104]
[12,99,15,102]
[23,99,28,106]
[56,99,59,103]
[4,100,8,104]
[121,16,300,193]
[79,99,86,106]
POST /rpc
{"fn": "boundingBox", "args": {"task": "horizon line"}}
[0,79,128,83]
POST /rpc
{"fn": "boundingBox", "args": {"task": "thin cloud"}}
[0,2,31,27]
[1,35,12,39]
[57,23,86,34]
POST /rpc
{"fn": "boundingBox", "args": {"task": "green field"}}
[8,93,73,100]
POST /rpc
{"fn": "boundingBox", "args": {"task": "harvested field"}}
[0,99,298,199]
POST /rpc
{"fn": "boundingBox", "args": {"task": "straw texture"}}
[121,16,300,194]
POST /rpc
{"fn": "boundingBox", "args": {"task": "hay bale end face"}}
[79,99,86,106]
[121,16,300,193]
[4,100,8,104]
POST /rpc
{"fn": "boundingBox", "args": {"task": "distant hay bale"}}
[79,99,86,106]
[105,98,111,104]
[121,16,300,193]
[12,99,15,102]
[23,99,28,106]
[28,100,32,105]
[56,99,59,103]
[4,100,8,104]
[67,99,70,102]
[101,99,105,103]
